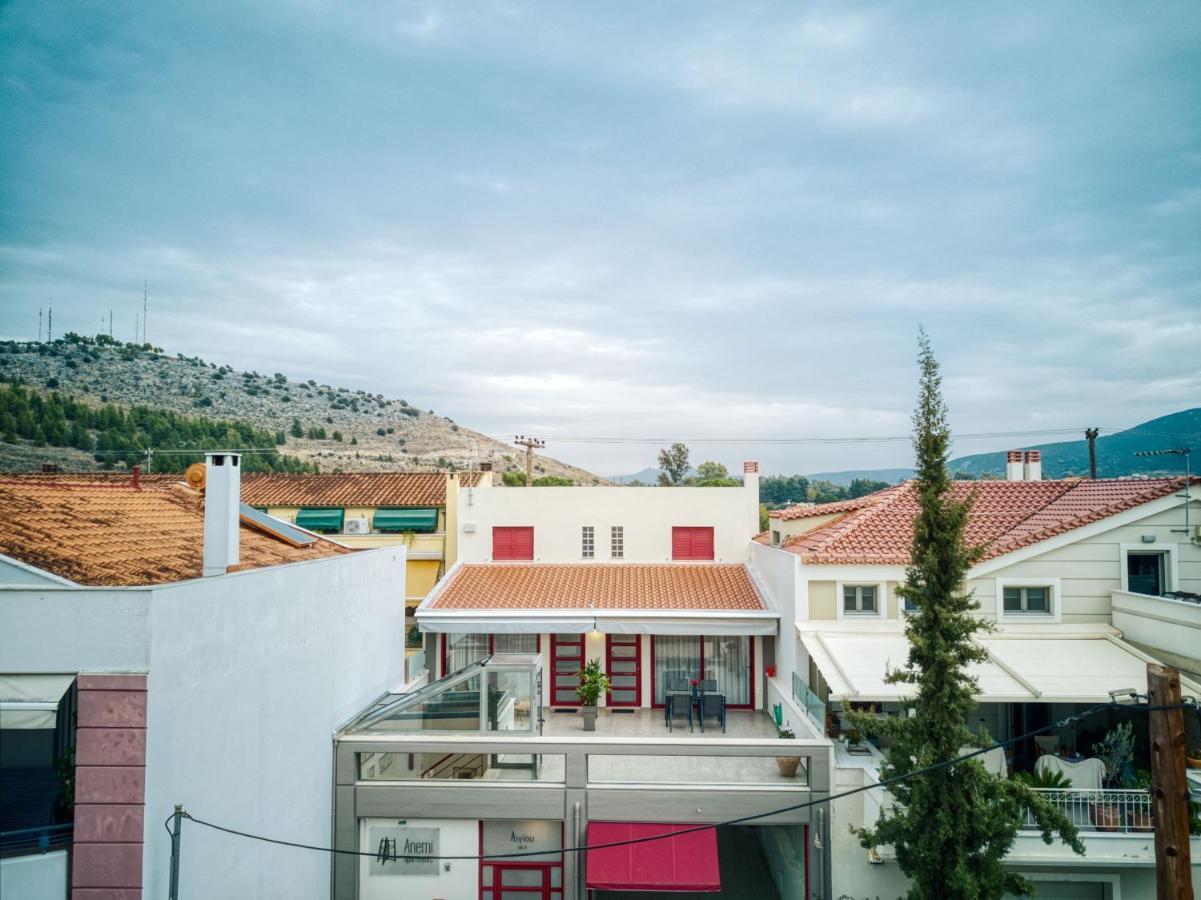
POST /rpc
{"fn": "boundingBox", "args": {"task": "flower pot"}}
[1186,757,1201,770]
[775,756,801,778]
[1128,809,1154,831]
[582,706,598,732]
[1090,803,1121,832]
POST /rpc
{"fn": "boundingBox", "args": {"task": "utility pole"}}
[143,281,148,345]
[38,308,42,342]
[514,435,544,487]
[47,302,52,341]
[109,309,113,338]
[1085,427,1099,479]
[168,803,184,900]
[1147,663,1194,900]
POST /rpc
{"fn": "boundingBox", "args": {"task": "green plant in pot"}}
[776,724,802,777]
[1091,721,1136,831]
[576,658,610,732]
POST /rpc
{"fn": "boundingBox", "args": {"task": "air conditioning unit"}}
[344,517,371,535]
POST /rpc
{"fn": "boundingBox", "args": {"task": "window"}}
[581,525,595,559]
[1002,585,1050,614]
[843,585,877,615]
[672,526,714,560]
[442,633,539,676]
[610,526,624,559]
[902,595,918,613]
[492,526,534,560]
[1127,552,1167,596]
[652,635,753,707]
[771,530,781,547]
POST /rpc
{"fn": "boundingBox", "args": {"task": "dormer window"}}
[1003,585,1049,614]
[843,585,877,615]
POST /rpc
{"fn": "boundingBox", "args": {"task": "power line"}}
[164,699,1194,864]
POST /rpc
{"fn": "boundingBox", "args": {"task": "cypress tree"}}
[848,331,1083,898]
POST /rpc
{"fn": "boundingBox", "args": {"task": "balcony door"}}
[605,635,641,707]
[652,635,754,708]
[550,635,585,707]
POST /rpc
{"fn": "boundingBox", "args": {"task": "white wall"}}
[0,850,68,900]
[0,557,73,587]
[456,484,758,563]
[141,548,407,900]
[0,586,152,673]
[750,541,798,680]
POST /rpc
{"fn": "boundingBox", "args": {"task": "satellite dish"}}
[185,462,206,492]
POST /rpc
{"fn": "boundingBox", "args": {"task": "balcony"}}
[1111,589,1201,677]
[1021,788,1153,834]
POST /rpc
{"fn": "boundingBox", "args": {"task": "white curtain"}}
[445,633,488,673]
[704,635,750,705]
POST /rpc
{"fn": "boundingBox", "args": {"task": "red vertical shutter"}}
[671,526,714,560]
[493,526,534,560]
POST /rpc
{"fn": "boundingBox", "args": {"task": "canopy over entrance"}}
[798,623,1201,704]
[0,673,75,729]
[586,822,720,893]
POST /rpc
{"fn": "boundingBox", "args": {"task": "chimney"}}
[202,451,241,577]
[743,462,761,536]
[1023,450,1042,482]
[131,465,141,491]
[1006,450,1024,481]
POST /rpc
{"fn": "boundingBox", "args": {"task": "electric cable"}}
[163,699,1194,863]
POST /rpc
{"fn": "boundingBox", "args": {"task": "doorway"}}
[605,635,641,706]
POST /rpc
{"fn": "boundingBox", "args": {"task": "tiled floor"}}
[542,707,782,739]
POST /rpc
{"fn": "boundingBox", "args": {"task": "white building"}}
[0,455,407,900]
[757,460,1201,899]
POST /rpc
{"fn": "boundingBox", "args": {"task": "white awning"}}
[417,610,778,636]
[0,673,76,730]
[798,625,1201,704]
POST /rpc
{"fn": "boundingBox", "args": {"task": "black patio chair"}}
[699,692,726,733]
[665,676,693,733]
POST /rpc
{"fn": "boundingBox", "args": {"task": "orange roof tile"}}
[769,490,901,520]
[429,564,766,611]
[240,472,480,507]
[0,480,348,587]
[775,478,1194,564]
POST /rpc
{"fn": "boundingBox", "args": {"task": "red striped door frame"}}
[550,634,585,707]
[604,634,641,707]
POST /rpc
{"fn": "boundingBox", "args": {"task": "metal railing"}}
[0,822,73,855]
[792,672,826,732]
[1022,788,1153,834]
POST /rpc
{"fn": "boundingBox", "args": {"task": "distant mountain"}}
[804,408,1200,484]
[605,466,698,485]
[0,338,604,482]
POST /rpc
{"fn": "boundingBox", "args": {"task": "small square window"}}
[581,526,595,559]
[1003,585,1052,615]
[610,525,624,559]
[843,585,877,614]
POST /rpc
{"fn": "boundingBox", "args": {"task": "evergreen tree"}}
[848,331,1082,898]
[657,442,690,486]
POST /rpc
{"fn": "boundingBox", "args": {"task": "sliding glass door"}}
[651,635,753,708]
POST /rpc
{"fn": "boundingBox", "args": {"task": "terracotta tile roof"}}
[240,472,480,508]
[769,489,902,520]
[0,480,348,587]
[428,563,766,611]
[775,478,1195,565]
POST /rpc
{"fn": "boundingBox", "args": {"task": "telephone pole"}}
[1084,427,1100,479]
[38,308,42,342]
[143,281,148,344]
[1147,662,1194,900]
[514,435,544,487]
[47,303,52,341]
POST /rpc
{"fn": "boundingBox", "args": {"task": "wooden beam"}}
[1147,662,1194,900]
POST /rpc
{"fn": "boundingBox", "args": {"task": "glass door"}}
[550,635,584,706]
[483,864,557,900]
[605,635,641,706]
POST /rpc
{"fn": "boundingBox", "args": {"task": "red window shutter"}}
[493,526,534,560]
[672,526,714,560]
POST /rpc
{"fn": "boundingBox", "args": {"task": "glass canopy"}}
[349,654,543,735]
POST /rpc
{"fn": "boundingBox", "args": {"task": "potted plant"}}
[775,725,801,777]
[1015,769,1072,790]
[575,658,610,733]
[1128,769,1154,831]
[1187,742,1201,770]
[1091,721,1135,832]
[846,727,862,748]
[765,664,777,679]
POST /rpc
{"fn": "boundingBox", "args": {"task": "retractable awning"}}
[798,624,1201,704]
[373,507,438,533]
[0,674,75,729]
[295,507,344,533]
[586,822,720,893]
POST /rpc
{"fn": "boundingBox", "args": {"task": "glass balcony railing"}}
[792,672,825,730]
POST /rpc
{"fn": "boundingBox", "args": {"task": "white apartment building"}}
[757,458,1201,900]
[0,456,407,900]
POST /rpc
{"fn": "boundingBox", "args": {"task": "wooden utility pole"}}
[514,435,544,487]
[1085,427,1100,479]
[1147,662,1194,900]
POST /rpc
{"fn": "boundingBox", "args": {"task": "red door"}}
[671,526,714,560]
[551,634,585,706]
[606,635,641,706]
[486,863,556,900]
[493,526,534,560]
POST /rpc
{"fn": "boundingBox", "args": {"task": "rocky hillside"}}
[0,339,602,482]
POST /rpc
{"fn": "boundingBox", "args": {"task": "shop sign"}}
[482,820,561,863]
[368,825,439,876]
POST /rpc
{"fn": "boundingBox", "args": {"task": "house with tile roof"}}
[0,454,408,900]
[752,458,1201,899]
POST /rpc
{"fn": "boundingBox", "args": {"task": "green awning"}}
[295,507,345,533]
[373,507,438,533]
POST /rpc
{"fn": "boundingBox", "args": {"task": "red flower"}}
[690,678,699,687]
[765,665,778,678]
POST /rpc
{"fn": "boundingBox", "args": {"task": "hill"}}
[0,338,603,482]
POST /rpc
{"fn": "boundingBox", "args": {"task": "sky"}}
[1,2,1199,477]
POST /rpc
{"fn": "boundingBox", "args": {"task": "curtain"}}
[704,636,750,705]
[445,633,487,673]
[494,634,539,655]
[653,636,701,704]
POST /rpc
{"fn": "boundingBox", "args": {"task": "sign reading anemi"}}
[368,825,439,876]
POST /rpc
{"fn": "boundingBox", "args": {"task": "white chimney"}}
[1023,450,1042,482]
[203,451,241,576]
[743,462,761,536]
[1006,450,1024,481]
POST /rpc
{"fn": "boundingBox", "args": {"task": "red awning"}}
[585,822,721,892]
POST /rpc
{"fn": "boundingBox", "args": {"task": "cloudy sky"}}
[2,2,1198,476]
